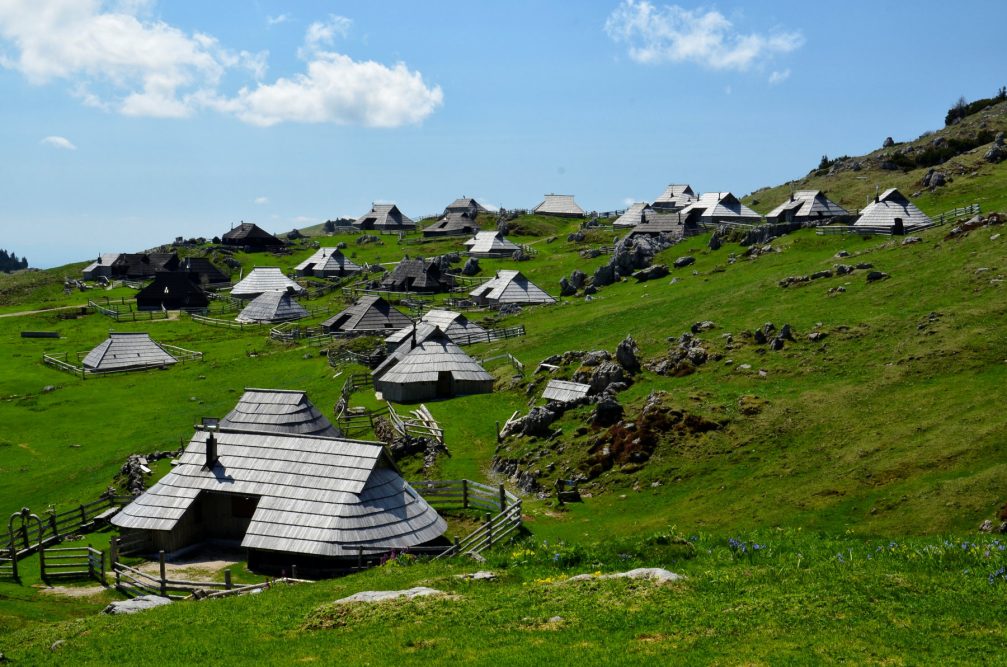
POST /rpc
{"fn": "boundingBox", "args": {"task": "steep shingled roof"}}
[652,184,697,210]
[464,230,520,257]
[294,247,361,277]
[765,190,849,222]
[219,389,339,437]
[469,270,555,305]
[231,268,305,299]
[236,290,309,323]
[853,188,933,230]
[533,194,585,217]
[82,332,178,372]
[353,204,416,232]
[384,310,488,348]
[321,295,413,333]
[423,211,480,237]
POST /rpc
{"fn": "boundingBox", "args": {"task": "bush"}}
[945,87,1006,125]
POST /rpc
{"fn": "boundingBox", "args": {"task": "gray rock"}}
[902,236,923,245]
[592,396,623,426]
[582,350,611,367]
[502,407,557,438]
[335,587,445,604]
[854,262,874,270]
[835,264,854,276]
[615,335,641,373]
[985,145,1005,164]
[461,257,480,276]
[570,269,586,290]
[592,263,616,287]
[879,160,899,171]
[810,270,832,280]
[866,271,889,282]
[583,285,597,295]
[691,320,716,333]
[567,231,585,242]
[632,264,668,282]
[686,346,708,365]
[567,568,684,584]
[559,277,576,297]
[708,234,722,251]
[882,136,895,148]
[455,571,496,580]
[835,250,850,258]
[979,519,995,533]
[673,256,696,269]
[779,324,795,341]
[102,595,173,615]
[769,336,785,351]
[808,331,828,342]
[995,132,1005,147]
[589,361,626,394]
[753,329,767,345]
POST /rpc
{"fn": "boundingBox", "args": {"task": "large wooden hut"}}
[82,332,178,373]
[294,248,361,278]
[112,391,447,573]
[135,272,210,311]
[353,204,416,232]
[469,270,555,306]
[765,190,849,223]
[613,202,653,228]
[236,288,309,324]
[651,184,697,212]
[443,197,489,218]
[464,231,520,258]
[218,389,339,437]
[221,223,284,250]
[321,295,413,334]
[533,194,585,218]
[231,268,305,299]
[380,258,453,293]
[853,188,933,232]
[678,192,761,226]
[384,309,488,350]
[374,325,494,402]
[81,253,121,281]
[423,212,480,238]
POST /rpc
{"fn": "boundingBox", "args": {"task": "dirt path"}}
[38,585,108,598]
[0,304,84,319]
[136,547,243,579]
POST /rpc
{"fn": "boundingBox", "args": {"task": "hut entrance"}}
[436,371,454,398]
[197,492,260,542]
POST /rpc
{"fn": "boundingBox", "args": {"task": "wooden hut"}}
[853,189,933,232]
[236,288,309,324]
[765,190,849,223]
[384,309,488,350]
[464,231,520,258]
[112,252,179,279]
[533,194,585,218]
[374,325,494,402]
[82,332,178,373]
[443,197,488,217]
[81,253,121,280]
[179,257,230,286]
[218,388,339,437]
[112,393,447,572]
[651,184,697,212]
[135,272,210,311]
[625,212,692,240]
[422,212,480,238]
[542,379,591,403]
[353,204,416,232]
[613,202,653,228]
[294,247,361,278]
[469,270,555,306]
[221,223,284,250]
[321,295,413,334]
[678,192,761,226]
[380,258,453,293]
[231,268,305,299]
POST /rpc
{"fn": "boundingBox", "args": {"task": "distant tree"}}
[323,220,336,232]
[212,236,221,244]
[818,154,831,170]
[0,248,28,272]
[998,86,1007,102]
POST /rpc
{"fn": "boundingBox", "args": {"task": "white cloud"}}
[605,1,803,71]
[768,68,790,85]
[0,2,442,127]
[266,13,290,26]
[254,196,269,205]
[40,135,76,150]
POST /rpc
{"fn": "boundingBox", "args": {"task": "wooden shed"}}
[353,204,416,232]
[380,258,453,293]
[651,184,697,212]
[221,223,284,250]
[678,192,761,226]
[81,253,121,280]
[533,194,585,218]
[82,332,178,372]
[384,309,488,350]
[443,197,489,218]
[853,188,933,232]
[542,379,591,403]
[321,295,413,334]
[374,325,494,402]
[423,212,480,238]
[231,268,305,299]
[112,395,447,572]
[135,272,210,311]
[765,190,849,223]
[469,270,555,306]
[464,231,520,258]
[613,202,653,228]
[294,247,361,278]
[236,288,309,324]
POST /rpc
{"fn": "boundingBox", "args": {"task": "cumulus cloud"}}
[41,135,76,150]
[254,196,269,205]
[0,1,442,127]
[605,1,803,71]
[768,68,790,85]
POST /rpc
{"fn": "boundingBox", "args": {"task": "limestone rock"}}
[673,256,696,269]
[615,335,641,373]
[335,587,445,604]
[102,595,173,615]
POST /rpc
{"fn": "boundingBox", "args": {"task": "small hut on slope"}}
[135,272,210,311]
[353,204,416,232]
[112,394,447,572]
[678,192,761,226]
[82,332,178,372]
[321,295,413,334]
[112,253,179,279]
[443,197,489,218]
[231,268,305,299]
[533,194,585,218]
[613,202,653,228]
[464,231,521,258]
[625,212,692,241]
[385,310,488,350]
[652,184,697,212]
[765,190,849,223]
[294,247,361,278]
[374,325,494,402]
[853,189,933,232]
[380,258,453,293]
[469,270,555,306]
[219,389,339,437]
[542,379,591,404]
[423,212,480,238]
[221,223,284,250]
[236,289,309,324]
[82,253,121,280]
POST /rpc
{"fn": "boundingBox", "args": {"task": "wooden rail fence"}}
[42,343,202,379]
[40,545,105,584]
[480,352,525,376]
[386,402,444,443]
[88,299,170,322]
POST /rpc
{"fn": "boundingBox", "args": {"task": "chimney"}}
[204,431,218,469]
[875,185,880,203]
[410,322,417,349]
[790,192,795,202]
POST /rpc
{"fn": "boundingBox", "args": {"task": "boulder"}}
[996,131,1005,147]
[559,277,576,297]
[569,269,586,290]
[985,145,1005,164]
[673,256,696,269]
[461,257,480,276]
[592,263,616,287]
[335,587,445,604]
[615,335,641,374]
[779,324,795,341]
[632,264,668,282]
[769,337,785,351]
[567,231,585,242]
[691,321,716,333]
[810,270,832,280]
[708,233,722,251]
[592,396,624,426]
[502,407,557,438]
[102,595,172,615]
[589,361,626,394]
[882,136,895,148]
[866,271,889,282]
[581,350,611,367]
[879,160,899,171]
[567,568,684,584]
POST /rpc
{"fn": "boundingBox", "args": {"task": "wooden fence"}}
[88,299,169,322]
[42,343,202,379]
[40,545,105,584]
[480,352,525,376]
[816,203,980,236]
[414,480,523,559]
[333,373,382,435]
[188,312,261,329]
[328,347,385,368]
[386,403,444,443]
[452,324,525,346]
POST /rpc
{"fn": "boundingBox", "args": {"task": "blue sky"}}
[2,0,1005,267]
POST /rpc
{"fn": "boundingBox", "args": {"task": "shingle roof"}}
[179,257,230,285]
[385,310,488,348]
[679,192,761,222]
[321,295,413,333]
[652,184,697,209]
[765,190,849,221]
[853,188,933,229]
[542,379,591,403]
[294,247,361,277]
[533,194,585,217]
[374,326,494,385]
[422,212,480,236]
[82,332,178,372]
[135,272,210,310]
[469,270,556,305]
[113,253,179,278]
[221,223,283,246]
[112,428,446,557]
[444,197,489,216]
[231,268,305,298]
[353,204,416,231]
[380,258,452,292]
[236,290,309,323]
[219,389,339,437]
[613,202,652,228]
[465,230,520,257]
[82,253,121,277]
[625,212,686,239]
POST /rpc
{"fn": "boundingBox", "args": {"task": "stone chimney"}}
[204,431,218,469]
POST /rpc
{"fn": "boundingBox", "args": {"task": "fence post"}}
[87,543,94,580]
[100,548,106,586]
[453,536,460,554]
[499,484,506,513]
[48,512,59,542]
[291,564,298,580]
[109,537,119,568]
[224,569,232,590]
[485,513,493,550]
[462,479,469,509]
[79,504,87,526]
[39,545,46,580]
[11,548,18,581]
[159,550,167,596]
